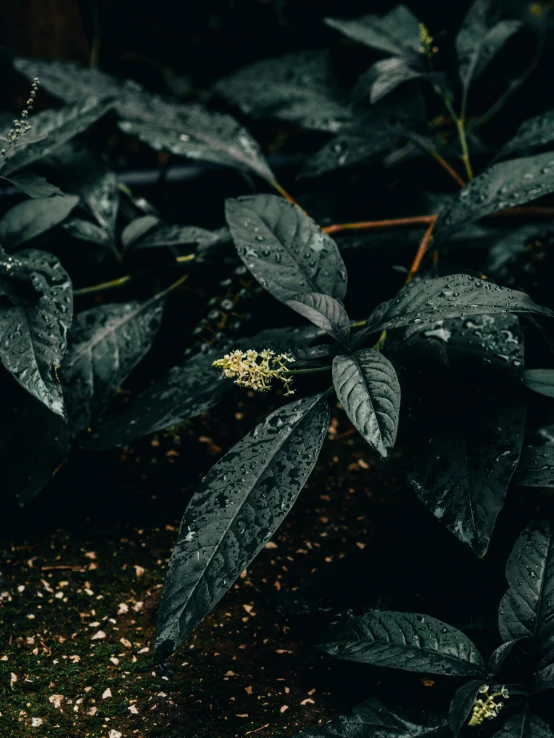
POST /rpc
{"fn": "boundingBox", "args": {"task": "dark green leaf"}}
[325,6,421,59]
[500,110,554,159]
[293,697,448,738]
[332,349,400,459]
[132,224,230,252]
[534,663,554,694]
[449,681,486,737]
[286,293,350,344]
[0,248,73,416]
[499,519,554,666]
[488,639,526,678]
[492,709,553,738]
[409,313,525,556]
[365,57,427,103]
[318,610,485,676]
[0,98,114,177]
[121,215,160,250]
[456,0,522,95]
[226,195,347,302]
[524,369,554,398]
[514,446,554,487]
[358,275,553,340]
[0,195,79,248]
[3,172,63,198]
[155,393,330,661]
[215,50,352,133]
[62,218,111,247]
[436,153,554,242]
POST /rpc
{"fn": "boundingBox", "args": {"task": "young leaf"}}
[62,218,111,248]
[456,0,522,96]
[132,223,230,252]
[332,349,400,459]
[0,195,79,248]
[357,275,553,341]
[215,50,352,133]
[118,105,274,183]
[72,160,120,235]
[435,153,554,242]
[226,195,347,302]
[286,293,350,344]
[499,519,554,666]
[318,610,485,676]
[534,663,554,694]
[0,249,73,417]
[449,680,486,738]
[121,215,160,250]
[62,301,164,436]
[500,110,554,159]
[488,639,526,678]
[2,172,64,198]
[524,369,554,398]
[325,6,421,60]
[293,697,448,738]
[0,98,114,177]
[155,393,330,661]
[513,446,554,487]
[365,57,429,104]
[492,709,554,738]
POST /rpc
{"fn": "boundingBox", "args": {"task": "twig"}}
[74,275,132,296]
[406,215,438,283]
[270,179,300,206]
[428,150,466,188]
[323,215,435,236]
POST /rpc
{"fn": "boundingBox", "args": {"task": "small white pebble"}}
[129,705,139,714]
[117,603,129,615]
[31,717,43,727]
[91,631,106,641]
[87,707,97,716]
[49,695,64,709]
[108,730,122,738]
[102,688,112,699]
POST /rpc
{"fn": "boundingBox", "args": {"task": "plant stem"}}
[455,117,473,180]
[286,366,331,376]
[323,215,435,235]
[74,275,132,296]
[153,272,189,300]
[428,150,466,188]
[406,215,438,283]
[270,180,301,207]
[175,253,196,264]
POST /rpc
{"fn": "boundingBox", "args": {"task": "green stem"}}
[74,275,132,296]
[434,84,473,181]
[286,366,330,376]
[175,253,196,264]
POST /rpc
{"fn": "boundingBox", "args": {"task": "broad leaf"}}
[325,6,421,60]
[90,325,323,448]
[514,446,554,487]
[408,313,525,556]
[492,709,554,738]
[62,218,111,247]
[500,110,554,159]
[0,195,79,248]
[449,681,486,738]
[357,275,553,341]
[524,369,554,398]
[436,153,554,242]
[286,293,350,344]
[155,393,330,661]
[318,610,485,676]
[293,697,448,738]
[365,57,429,104]
[534,663,554,694]
[121,215,160,250]
[499,519,554,666]
[226,195,347,302]
[333,349,400,459]
[0,248,73,416]
[215,50,352,133]
[2,172,63,198]
[456,0,522,95]
[132,223,230,252]
[0,98,114,177]
[488,639,526,678]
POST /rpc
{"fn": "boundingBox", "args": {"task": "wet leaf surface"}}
[286,292,350,344]
[448,680,485,737]
[492,708,554,738]
[0,195,79,248]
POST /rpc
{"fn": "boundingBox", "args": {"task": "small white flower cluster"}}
[213,348,295,396]
[468,685,509,727]
[1,77,39,161]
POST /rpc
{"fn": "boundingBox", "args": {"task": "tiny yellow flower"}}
[419,23,438,57]
[468,685,509,727]
[213,349,295,396]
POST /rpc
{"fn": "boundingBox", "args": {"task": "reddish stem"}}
[323,215,435,235]
[406,215,438,282]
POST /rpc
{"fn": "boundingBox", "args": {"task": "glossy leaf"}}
[358,274,553,341]
[436,153,554,242]
[73,160,120,235]
[2,172,63,198]
[155,393,330,661]
[215,50,352,133]
[514,446,554,487]
[132,224,230,253]
[488,639,526,678]
[286,293,350,344]
[409,313,525,556]
[534,663,554,694]
[293,697,448,738]
[0,195,79,248]
[226,195,347,302]
[499,519,554,666]
[62,218,111,247]
[524,369,554,398]
[121,215,160,250]
[456,0,522,95]
[500,110,554,158]
[318,610,485,676]
[332,349,400,459]
[0,98,114,177]
[325,6,421,59]
[366,57,428,103]
[449,680,486,738]
[492,709,554,738]
[0,249,73,417]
